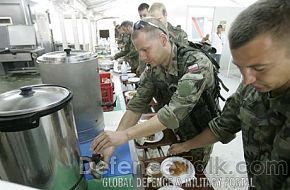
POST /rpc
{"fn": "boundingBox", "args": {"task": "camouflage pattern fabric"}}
[123,41,139,74]
[127,42,216,166]
[115,34,140,74]
[114,34,131,60]
[167,22,188,46]
[209,84,290,189]
[136,60,147,76]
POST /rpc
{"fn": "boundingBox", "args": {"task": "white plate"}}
[161,157,195,185]
[158,186,184,190]
[124,90,137,99]
[145,131,164,143]
[127,73,136,78]
[128,77,140,83]
[113,67,131,73]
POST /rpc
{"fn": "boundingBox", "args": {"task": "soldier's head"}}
[229,0,290,94]
[120,21,133,34]
[138,3,149,19]
[148,2,168,27]
[132,17,170,68]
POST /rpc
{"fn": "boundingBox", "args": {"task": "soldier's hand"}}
[168,143,190,155]
[101,146,116,165]
[90,131,128,154]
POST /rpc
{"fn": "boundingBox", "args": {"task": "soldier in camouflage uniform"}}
[149,2,188,45]
[91,17,219,167]
[115,33,130,58]
[169,0,290,189]
[113,21,139,74]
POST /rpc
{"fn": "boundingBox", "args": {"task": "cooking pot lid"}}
[0,85,71,116]
[37,49,96,64]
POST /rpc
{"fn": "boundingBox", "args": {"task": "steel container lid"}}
[37,49,97,64]
[0,85,73,132]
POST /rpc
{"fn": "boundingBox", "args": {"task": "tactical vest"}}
[150,43,224,141]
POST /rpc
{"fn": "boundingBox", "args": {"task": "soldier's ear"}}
[159,33,168,47]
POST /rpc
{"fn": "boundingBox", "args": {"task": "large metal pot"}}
[0,85,87,190]
[37,49,104,143]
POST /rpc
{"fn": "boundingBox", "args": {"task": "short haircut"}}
[148,2,167,16]
[132,17,168,40]
[120,21,133,28]
[229,0,290,49]
[138,3,149,11]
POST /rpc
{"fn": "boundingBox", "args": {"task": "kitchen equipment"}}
[0,85,87,190]
[37,49,105,143]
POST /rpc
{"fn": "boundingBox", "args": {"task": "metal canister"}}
[0,85,86,189]
[37,49,104,143]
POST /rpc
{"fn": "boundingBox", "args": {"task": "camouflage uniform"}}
[209,84,290,189]
[127,42,216,166]
[114,34,131,60]
[167,22,188,45]
[123,41,139,74]
[114,34,139,74]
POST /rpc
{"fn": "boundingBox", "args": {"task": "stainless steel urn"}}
[0,85,87,190]
[37,49,104,143]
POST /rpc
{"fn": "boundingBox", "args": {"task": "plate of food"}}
[144,131,164,143]
[124,90,137,99]
[161,157,195,185]
[158,186,184,190]
[127,73,136,78]
[128,77,140,83]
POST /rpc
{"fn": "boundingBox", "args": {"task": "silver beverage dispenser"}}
[0,85,87,190]
[37,49,105,143]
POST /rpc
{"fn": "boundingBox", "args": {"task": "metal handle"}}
[20,86,35,96]
[64,48,71,56]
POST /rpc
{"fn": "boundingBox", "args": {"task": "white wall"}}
[212,7,245,71]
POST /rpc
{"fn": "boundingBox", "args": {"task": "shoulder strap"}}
[176,41,229,103]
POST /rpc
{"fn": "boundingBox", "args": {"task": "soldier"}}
[168,0,290,189]
[114,22,130,58]
[137,3,150,75]
[91,17,220,168]
[113,21,139,74]
[138,3,149,19]
[149,2,188,45]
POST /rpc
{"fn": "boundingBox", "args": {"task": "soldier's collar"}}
[166,42,178,76]
[268,87,290,99]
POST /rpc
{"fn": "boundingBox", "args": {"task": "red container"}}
[99,72,113,103]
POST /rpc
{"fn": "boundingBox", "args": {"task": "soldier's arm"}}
[114,40,131,60]
[170,128,218,154]
[207,83,243,143]
[115,71,167,139]
[169,84,243,154]
[114,48,130,60]
[116,110,142,131]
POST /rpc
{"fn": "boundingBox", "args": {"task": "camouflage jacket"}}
[115,34,139,73]
[167,22,188,46]
[123,41,139,73]
[209,84,290,189]
[114,34,131,60]
[127,42,216,140]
